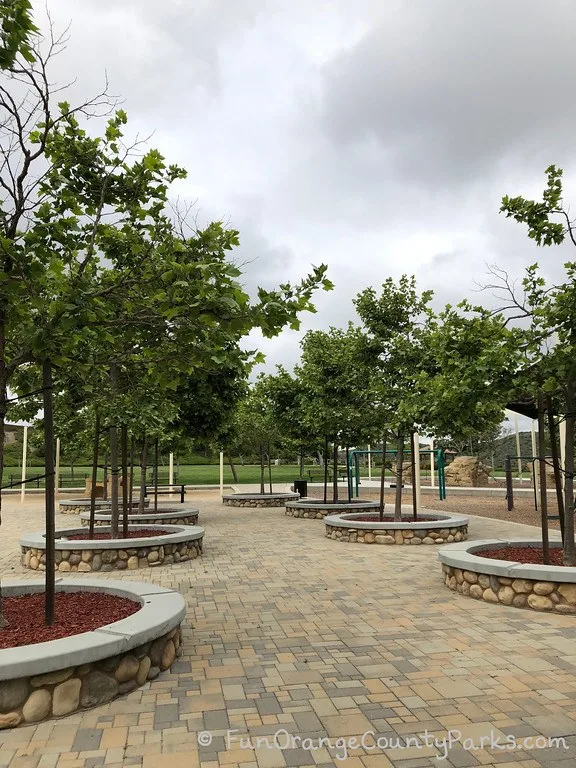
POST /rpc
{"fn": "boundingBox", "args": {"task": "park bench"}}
[307,467,349,483]
[144,483,186,503]
[58,473,88,488]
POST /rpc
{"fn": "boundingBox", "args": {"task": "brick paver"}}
[0,491,575,767]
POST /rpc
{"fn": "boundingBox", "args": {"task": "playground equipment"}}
[347,448,446,501]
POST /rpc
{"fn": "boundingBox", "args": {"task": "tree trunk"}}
[129,435,135,511]
[139,436,148,513]
[317,450,324,467]
[89,413,100,539]
[121,425,129,537]
[537,391,550,564]
[299,446,305,477]
[43,359,56,625]
[547,395,565,544]
[332,440,339,503]
[154,438,159,513]
[410,431,418,521]
[563,381,576,566]
[0,319,7,627]
[227,453,238,483]
[323,435,328,504]
[379,434,387,521]
[259,444,265,495]
[394,434,404,521]
[109,364,120,537]
[267,442,273,494]
[109,425,119,538]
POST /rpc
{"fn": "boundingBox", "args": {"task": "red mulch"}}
[0,592,140,649]
[64,528,163,541]
[476,546,568,566]
[345,515,441,523]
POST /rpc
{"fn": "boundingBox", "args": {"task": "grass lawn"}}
[4,463,526,489]
[1,463,407,488]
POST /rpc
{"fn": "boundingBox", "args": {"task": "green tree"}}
[257,367,323,477]
[355,276,434,519]
[500,166,576,564]
[297,324,374,502]
[0,26,333,626]
[0,0,37,67]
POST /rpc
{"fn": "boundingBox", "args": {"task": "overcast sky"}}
[37,0,576,393]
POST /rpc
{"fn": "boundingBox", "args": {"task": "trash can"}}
[293,479,307,498]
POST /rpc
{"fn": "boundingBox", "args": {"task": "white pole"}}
[20,425,28,503]
[514,414,522,480]
[219,450,224,497]
[414,432,421,509]
[169,452,174,486]
[54,437,61,499]
[367,443,371,481]
[429,438,435,488]
[531,420,539,499]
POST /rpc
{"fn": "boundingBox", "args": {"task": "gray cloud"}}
[320,0,576,188]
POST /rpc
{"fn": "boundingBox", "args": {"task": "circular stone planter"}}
[286,499,380,520]
[59,499,149,515]
[79,507,199,528]
[439,539,576,614]
[0,578,185,729]
[324,509,469,544]
[20,525,204,572]
[222,492,299,508]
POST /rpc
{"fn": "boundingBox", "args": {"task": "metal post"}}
[505,456,514,511]
[367,444,372,481]
[429,439,435,488]
[20,425,28,503]
[169,452,174,487]
[219,450,224,498]
[54,438,60,499]
[354,453,360,498]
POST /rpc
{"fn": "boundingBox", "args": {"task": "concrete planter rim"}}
[79,508,199,523]
[20,524,204,551]
[286,500,380,511]
[437,538,576,582]
[324,511,469,530]
[59,499,141,506]
[0,578,185,680]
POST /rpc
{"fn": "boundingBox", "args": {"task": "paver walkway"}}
[0,492,574,768]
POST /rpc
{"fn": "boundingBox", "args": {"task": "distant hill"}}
[478,430,554,471]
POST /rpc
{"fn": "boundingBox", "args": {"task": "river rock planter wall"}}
[59,499,149,515]
[20,525,204,572]
[0,579,185,729]
[79,508,199,527]
[222,493,299,508]
[286,500,380,520]
[324,510,469,544]
[439,539,576,614]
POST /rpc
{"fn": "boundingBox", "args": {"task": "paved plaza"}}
[0,491,575,768]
